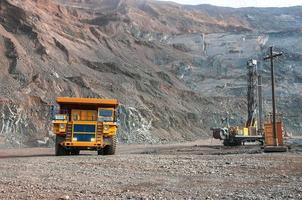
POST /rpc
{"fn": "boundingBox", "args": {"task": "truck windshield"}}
[99,110,113,117]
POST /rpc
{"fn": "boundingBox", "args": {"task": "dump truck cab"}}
[52,97,118,156]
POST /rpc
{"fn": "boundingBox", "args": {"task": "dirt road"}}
[0,139,301,199]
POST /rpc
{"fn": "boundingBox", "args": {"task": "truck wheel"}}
[71,149,80,155]
[97,149,104,155]
[103,136,116,155]
[55,135,66,156]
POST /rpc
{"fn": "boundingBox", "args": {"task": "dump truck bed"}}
[56,97,118,106]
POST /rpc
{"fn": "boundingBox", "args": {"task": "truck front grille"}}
[73,124,96,142]
[73,124,96,132]
[73,134,95,142]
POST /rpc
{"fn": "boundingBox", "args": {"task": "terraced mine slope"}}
[0,0,301,146]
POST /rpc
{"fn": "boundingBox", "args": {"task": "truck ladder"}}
[65,123,72,141]
[96,122,103,142]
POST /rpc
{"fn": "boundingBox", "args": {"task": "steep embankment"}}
[0,0,301,146]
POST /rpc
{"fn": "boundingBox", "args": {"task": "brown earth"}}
[0,139,301,199]
[0,0,302,147]
[0,0,250,146]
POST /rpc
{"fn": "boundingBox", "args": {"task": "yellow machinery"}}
[212,59,264,146]
[52,97,119,156]
[212,120,263,146]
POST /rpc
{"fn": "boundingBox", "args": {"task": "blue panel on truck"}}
[74,134,95,141]
[73,124,96,133]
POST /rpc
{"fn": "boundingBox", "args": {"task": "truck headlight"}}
[73,137,77,141]
[91,138,95,142]
[103,125,110,131]
[55,114,66,120]
[60,124,65,129]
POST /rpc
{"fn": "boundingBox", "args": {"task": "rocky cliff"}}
[0,0,301,147]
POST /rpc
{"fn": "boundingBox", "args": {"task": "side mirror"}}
[50,105,57,120]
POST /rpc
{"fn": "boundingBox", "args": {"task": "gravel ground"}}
[0,140,301,200]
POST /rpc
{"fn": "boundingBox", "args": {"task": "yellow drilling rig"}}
[212,50,287,151]
[211,59,264,146]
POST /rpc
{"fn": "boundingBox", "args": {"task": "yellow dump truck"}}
[52,97,119,156]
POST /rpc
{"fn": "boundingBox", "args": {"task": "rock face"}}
[0,0,301,146]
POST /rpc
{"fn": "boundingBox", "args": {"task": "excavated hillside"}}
[0,0,301,147]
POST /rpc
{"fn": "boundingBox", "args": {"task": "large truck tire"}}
[103,135,116,155]
[97,149,104,155]
[71,149,80,155]
[55,135,66,156]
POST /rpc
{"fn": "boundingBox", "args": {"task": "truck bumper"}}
[62,137,112,148]
[63,141,104,148]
